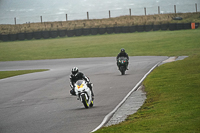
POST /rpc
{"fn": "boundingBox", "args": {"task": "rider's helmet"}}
[121,48,125,53]
[72,67,79,75]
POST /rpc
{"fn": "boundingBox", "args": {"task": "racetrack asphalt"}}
[0,56,168,133]
[103,56,188,129]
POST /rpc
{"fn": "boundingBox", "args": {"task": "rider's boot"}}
[87,83,94,100]
[127,63,129,70]
[70,89,76,96]
[90,88,94,101]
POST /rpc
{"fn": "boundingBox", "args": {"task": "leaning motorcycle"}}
[74,80,93,108]
[117,57,128,75]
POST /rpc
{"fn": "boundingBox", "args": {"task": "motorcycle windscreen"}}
[76,80,84,86]
[118,57,127,60]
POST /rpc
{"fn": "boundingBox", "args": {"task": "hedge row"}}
[0,23,199,42]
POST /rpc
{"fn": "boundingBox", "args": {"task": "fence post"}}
[14,17,16,25]
[66,14,68,21]
[129,8,131,16]
[144,7,146,15]
[174,5,176,14]
[109,10,111,18]
[87,12,89,20]
[195,3,197,13]
[158,6,160,14]
[40,16,42,23]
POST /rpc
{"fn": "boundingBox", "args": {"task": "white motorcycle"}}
[74,80,94,108]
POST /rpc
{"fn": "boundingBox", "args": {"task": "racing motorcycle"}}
[74,80,93,108]
[117,57,128,75]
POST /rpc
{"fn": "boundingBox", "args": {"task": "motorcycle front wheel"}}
[120,66,126,75]
[81,94,89,108]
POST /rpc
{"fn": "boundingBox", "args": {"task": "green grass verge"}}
[0,29,200,61]
[0,69,48,79]
[95,54,200,133]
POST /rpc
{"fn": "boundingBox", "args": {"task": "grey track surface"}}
[103,56,188,128]
[0,56,168,133]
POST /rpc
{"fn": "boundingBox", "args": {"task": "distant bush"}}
[0,12,200,35]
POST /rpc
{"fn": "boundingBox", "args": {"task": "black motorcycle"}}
[117,57,128,75]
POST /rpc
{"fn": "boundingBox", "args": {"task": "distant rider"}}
[69,67,94,99]
[116,48,129,69]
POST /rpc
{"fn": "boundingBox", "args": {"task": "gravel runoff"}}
[105,85,146,126]
[105,56,188,127]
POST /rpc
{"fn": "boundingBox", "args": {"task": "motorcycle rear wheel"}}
[89,100,94,107]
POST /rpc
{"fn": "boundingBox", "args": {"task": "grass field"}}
[0,69,48,79]
[0,28,200,133]
[0,29,200,61]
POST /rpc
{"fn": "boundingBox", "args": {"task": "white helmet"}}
[72,67,78,75]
